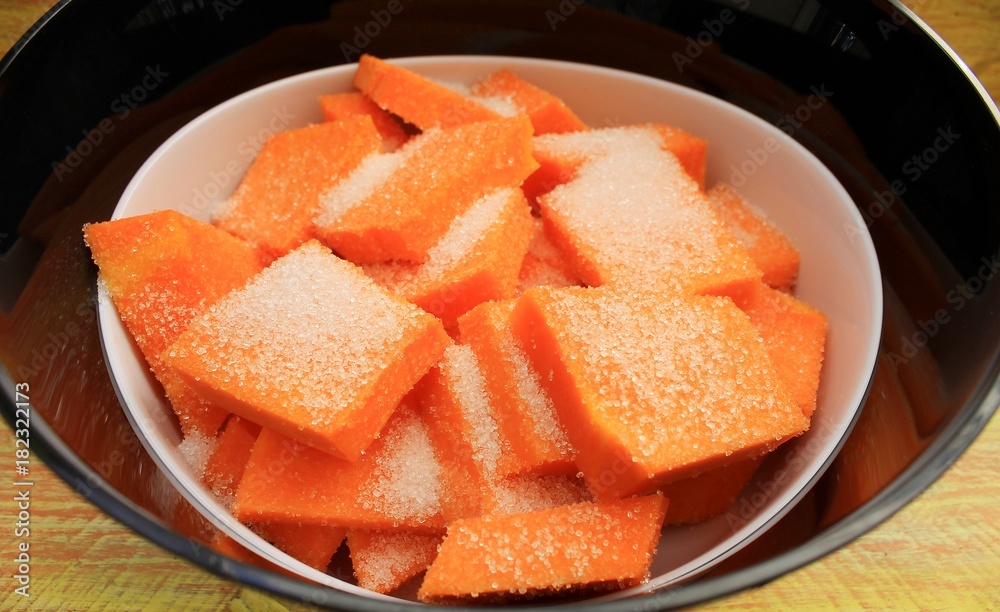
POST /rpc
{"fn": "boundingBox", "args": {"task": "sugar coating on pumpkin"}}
[365,188,511,291]
[417,189,513,280]
[707,184,800,291]
[427,344,581,512]
[442,344,506,479]
[418,494,668,604]
[366,410,443,523]
[233,403,459,531]
[423,345,510,510]
[163,240,449,460]
[512,287,809,500]
[491,474,593,516]
[429,77,521,118]
[534,128,760,302]
[313,115,537,264]
[348,530,443,594]
[517,219,582,292]
[317,137,422,225]
[500,326,568,455]
[177,430,217,483]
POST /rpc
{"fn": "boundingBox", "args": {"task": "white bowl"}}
[98,56,882,604]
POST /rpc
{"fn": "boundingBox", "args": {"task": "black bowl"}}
[2,0,998,609]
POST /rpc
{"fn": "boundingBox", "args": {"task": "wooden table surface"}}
[2,0,999,609]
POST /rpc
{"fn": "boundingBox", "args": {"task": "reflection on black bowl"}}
[1,0,998,609]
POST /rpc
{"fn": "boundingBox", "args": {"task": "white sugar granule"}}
[443,344,505,479]
[374,188,512,296]
[498,325,571,455]
[177,430,218,483]
[516,219,580,292]
[368,411,442,523]
[428,78,517,116]
[429,78,473,96]
[471,94,519,117]
[490,474,593,516]
[316,150,407,226]
[418,188,511,280]
[316,132,430,226]
[350,530,440,593]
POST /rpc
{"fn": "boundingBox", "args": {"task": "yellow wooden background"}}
[1,0,998,609]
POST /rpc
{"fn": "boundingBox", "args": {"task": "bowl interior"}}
[99,56,882,602]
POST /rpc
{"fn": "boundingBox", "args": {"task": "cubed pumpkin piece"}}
[200,416,346,571]
[707,184,800,291]
[348,530,443,594]
[512,287,809,500]
[418,494,668,604]
[83,210,265,436]
[313,115,538,264]
[517,218,583,293]
[164,240,450,460]
[471,68,587,135]
[209,526,344,576]
[363,188,534,328]
[354,54,501,130]
[741,284,828,417]
[252,523,346,572]
[232,398,475,531]
[533,128,760,303]
[457,300,575,477]
[658,456,763,526]
[213,117,381,262]
[318,92,410,151]
[203,415,261,504]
